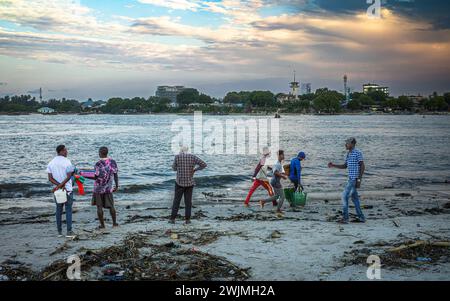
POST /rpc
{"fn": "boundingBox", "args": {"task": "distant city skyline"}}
[1,0,449,100]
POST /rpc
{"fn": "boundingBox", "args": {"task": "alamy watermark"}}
[66,254,81,280]
[367,0,382,19]
[366,255,382,280]
[171,111,280,158]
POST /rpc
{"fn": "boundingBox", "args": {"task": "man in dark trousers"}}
[170,146,207,224]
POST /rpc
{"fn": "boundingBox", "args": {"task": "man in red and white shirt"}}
[244,146,276,207]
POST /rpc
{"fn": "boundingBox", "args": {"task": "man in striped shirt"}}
[170,146,207,224]
[328,137,366,224]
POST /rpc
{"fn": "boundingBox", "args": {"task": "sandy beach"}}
[1,183,449,281]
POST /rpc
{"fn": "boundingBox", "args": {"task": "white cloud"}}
[137,0,202,11]
[0,1,449,96]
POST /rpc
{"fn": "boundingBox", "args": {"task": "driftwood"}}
[388,240,450,252]
[392,220,401,228]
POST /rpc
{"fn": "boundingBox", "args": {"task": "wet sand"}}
[0,185,449,281]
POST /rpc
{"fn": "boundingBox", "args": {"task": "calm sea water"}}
[0,114,449,208]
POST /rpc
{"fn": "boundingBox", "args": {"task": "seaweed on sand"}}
[11,233,250,281]
[342,240,450,269]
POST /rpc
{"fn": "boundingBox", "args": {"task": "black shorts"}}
[92,193,114,209]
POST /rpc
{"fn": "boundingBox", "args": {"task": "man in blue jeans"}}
[328,138,366,224]
[47,145,76,238]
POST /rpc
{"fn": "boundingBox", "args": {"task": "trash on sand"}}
[395,193,412,197]
[424,207,444,215]
[25,233,250,281]
[392,220,401,228]
[270,230,282,239]
[125,214,156,224]
[0,275,9,281]
[216,213,300,222]
[170,233,179,240]
[49,242,70,256]
[416,257,432,262]
[343,239,450,269]
[0,261,36,281]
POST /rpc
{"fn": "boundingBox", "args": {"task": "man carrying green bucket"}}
[289,151,306,192]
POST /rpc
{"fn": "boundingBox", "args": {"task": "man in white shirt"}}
[47,145,75,238]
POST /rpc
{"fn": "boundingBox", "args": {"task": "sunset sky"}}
[0,0,449,100]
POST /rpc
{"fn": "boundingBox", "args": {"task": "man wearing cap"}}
[289,151,306,191]
[328,138,366,224]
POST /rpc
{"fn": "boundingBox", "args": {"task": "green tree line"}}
[1,89,449,114]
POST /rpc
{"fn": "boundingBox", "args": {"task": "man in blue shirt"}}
[328,138,366,224]
[289,151,306,191]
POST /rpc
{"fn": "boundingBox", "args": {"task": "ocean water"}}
[0,114,449,208]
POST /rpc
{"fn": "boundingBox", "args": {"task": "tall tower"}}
[343,75,350,103]
[290,70,299,100]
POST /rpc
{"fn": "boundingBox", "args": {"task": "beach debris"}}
[342,239,450,269]
[216,213,300,222]
[424,207,444,215]
[170,233,179,240]
[418,231,442,240]
[193,210,208,219]
[202,192,226,199]
[392,220,401,228]
[416,257,432,262]
[0,275,9,281]
[444,202,450,209]
[270,230,282,239]
[124,214,156,224]
[387,240,428,253]
[33,233,250,281]
[0,261,36,281]
[50,242,70,256]
[353,240,365,244]
[395,193,412,198]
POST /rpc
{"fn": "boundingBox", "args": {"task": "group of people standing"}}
[47,145,119,238]
[243,137,366,223]
[46,137,366,237]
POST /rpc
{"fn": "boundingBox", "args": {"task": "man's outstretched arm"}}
[328,162,347,169]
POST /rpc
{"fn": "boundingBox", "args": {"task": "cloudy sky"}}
[0,0,449,100]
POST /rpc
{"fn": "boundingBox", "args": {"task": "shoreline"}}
[1,185,449,281]
[1,112,449,116]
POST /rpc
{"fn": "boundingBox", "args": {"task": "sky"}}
[0,0,449,100]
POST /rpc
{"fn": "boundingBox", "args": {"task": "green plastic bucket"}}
[284,188,307,207]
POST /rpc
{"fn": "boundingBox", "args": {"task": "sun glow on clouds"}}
[0,0,449,97]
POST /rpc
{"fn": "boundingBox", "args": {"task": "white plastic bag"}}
[54,189,67,204]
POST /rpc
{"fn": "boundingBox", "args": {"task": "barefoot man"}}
[90,146,119,229]
[328,137,366,224]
